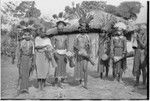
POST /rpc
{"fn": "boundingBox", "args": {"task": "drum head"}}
[101,54,108,61]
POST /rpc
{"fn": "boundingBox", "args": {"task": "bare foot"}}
[82,85,88,89]
[119,79,124,84]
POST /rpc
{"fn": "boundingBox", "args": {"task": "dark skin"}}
[17,32,35,91]
[134,30,147,87]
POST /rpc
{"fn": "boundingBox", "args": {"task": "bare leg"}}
[42,79,46,88]
[83,60,88,89]
[119,69,123,83]
[134,75,140,86]
[113,64,117,81]
[105,66,109,77]
[83,71,88,89]
[57,77,63,88]
[142,67,146,85]
[38,79,42,90]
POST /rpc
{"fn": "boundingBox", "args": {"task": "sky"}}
[1,0,148,23]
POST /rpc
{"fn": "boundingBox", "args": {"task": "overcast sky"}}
[1,0,147,23]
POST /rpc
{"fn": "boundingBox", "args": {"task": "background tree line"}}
[63,1,142,20]
[1,0,142,56]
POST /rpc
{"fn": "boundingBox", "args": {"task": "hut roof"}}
[88,10,128,30]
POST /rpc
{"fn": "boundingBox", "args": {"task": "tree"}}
[116,1,142,20]
[64,2,86,20]
[25,1,41,18]
[104,5,117,15]
[1,1,20,26]
[64,1,107,20]
[65,6,74,15]
[40,18,54,30]
[2,1,41,20]
[64,4,77,20]
[1,1,17,15]
[80,1,106,12]
[64,2,76,15]
[1,1,41,34]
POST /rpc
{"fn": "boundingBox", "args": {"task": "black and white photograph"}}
[1,0,148,100]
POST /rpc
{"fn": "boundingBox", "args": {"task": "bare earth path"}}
[1,56,147,99]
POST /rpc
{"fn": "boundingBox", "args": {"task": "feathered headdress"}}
[77,7,94,28]
[114,22,127,30]
[16,18,36,31]
[52,12,70,27]
[16,18,45,37]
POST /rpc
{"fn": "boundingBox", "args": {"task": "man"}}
[97,31,110,79]
[111,22,127,82]
[17,28,34,94]
[73,19,93,89]
[52,20,69,87]
[103,36,111,78]
[132,25,147,87]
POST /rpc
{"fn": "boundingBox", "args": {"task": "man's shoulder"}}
[54,35,67,39]
[77,34,89,38]
[85,34,90,38]
[76,34,81,38]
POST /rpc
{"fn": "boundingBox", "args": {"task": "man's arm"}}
[97,35,100,56]
[137,31,147,49]
[123,37,127,56]
[87,36,92,55]
[50,36,56,49]
[17,42,21,68]
[35,45,47,49]
[110,37,114,58]
[65,36,69,51]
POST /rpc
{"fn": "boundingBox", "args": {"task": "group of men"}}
[51,18,94,89]
[97,22,147,87]
[12,16,147,94]
[52,19,147,88]
[48,19,147,89]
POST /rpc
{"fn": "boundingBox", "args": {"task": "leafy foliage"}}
[104,5,118,15]
[25,1,41,18]
[116,1,142,20]
[40,18,54,30]
[64,1,106,20]
[80,1,106,12]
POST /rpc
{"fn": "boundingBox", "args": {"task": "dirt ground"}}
[1,55,147,99]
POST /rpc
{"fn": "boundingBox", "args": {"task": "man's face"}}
[24,32,30,37]
[81,23,86,30]
[117,28,123,35]
[57,23,65,30]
